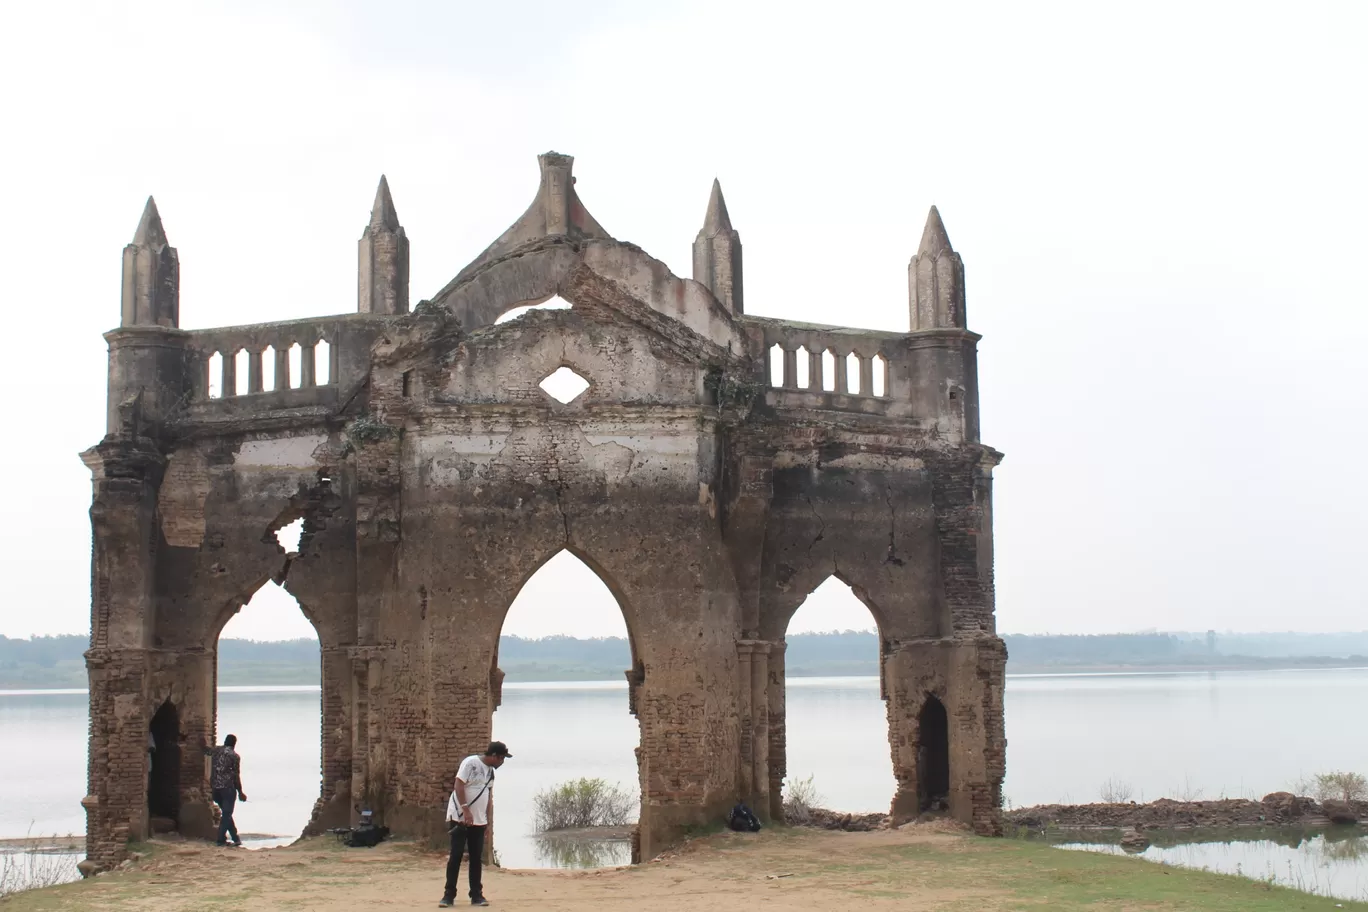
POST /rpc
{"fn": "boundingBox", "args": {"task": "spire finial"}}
[358,175,410,315]
[693,177,743,314]
[132,196,168,248]
[121,196,179,327]
[908,206,965,331]
[917,205,953,258]
[370,175,401,232]
[702,178,733,236]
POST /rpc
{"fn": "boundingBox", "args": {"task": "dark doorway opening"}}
[917,694,949,813]
[148,699,181,825]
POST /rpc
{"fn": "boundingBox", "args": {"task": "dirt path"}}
[5,824,1361,911]
[10,828,994,911]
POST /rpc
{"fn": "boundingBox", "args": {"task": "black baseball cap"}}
[486,741,513,758]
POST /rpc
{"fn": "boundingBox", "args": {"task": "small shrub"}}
[0,851,80,897]
[345,414,398,447]
[1311,771,1368,802]
[783,774,823,825]
[1099,778,1134,804]
[533,778,636,832]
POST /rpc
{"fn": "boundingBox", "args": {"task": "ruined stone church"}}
[82,152,1006,870]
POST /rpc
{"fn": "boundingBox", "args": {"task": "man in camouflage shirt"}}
[206,734,247,847]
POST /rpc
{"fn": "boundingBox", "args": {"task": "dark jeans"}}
[443,823,486,900]
[212,787,240,845]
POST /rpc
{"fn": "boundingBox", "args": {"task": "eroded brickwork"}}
[82,153,1007,871]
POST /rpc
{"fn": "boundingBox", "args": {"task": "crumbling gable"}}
[81,152,1005,872]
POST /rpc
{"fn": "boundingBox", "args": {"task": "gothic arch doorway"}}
[917,694,950,812]
[213,575,322,845]
[148,699,181,826]
[780,576,896,818]
[493,549,641,868]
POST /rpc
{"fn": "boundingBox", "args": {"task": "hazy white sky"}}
[1,1,1364,642]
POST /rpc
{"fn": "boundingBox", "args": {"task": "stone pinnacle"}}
[131,196,168,247]
[702,178,733,236]
[917,205,953,258]
[370,175,401,232]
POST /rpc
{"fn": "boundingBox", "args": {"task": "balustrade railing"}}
[180,316,383,418]
[746,317,912,414]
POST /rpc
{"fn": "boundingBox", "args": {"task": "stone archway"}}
[492,548,642,868]
[778,575,896,821]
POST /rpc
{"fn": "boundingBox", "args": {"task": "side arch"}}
[763,572,897,822]
[760,567,892,644]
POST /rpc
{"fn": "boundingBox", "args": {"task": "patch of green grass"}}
[867,837,1368,911]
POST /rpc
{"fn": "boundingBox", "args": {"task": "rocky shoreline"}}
[786,792,1366,839]
[1005,792,1366,835]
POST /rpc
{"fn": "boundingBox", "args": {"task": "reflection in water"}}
[533,836,631,868]
[1058,828,1368,902]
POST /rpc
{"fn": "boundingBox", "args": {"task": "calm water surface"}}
[4,668,1366,894]
[1060,831,1368,903]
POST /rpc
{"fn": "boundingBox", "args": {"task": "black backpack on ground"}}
[728,803,762,832]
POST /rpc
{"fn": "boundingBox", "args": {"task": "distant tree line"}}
[1,631,1366,688]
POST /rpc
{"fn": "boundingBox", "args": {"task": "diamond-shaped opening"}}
[539,366,590,404]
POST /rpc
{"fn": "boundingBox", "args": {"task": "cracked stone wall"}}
[83,156,1006,871]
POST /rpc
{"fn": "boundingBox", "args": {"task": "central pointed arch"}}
[495,545,643,663]
[491,547,642,869]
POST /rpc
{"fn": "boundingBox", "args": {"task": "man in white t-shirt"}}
[439,741,511,908]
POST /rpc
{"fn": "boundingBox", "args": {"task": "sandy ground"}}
[25,826,995,911]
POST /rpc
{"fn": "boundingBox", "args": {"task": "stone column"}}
[733,639,773,815]
[948,638,1007,835]
[353,429,403,827]
[883,638,1005,835]
[305,645,356,833]
[746,641,771,819]
[766,642,787,821]
[736,644,754,801]
[884,641,943,824]
[81,438,165,872]
[82,650,152,873]
[146,650,217,840]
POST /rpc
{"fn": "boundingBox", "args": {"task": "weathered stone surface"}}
[82,152,1007,871]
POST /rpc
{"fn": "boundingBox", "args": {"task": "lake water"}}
[3,668,1366,897]
[1059,830,1368,903]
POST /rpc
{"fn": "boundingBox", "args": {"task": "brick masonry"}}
[81,154,1007,872]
